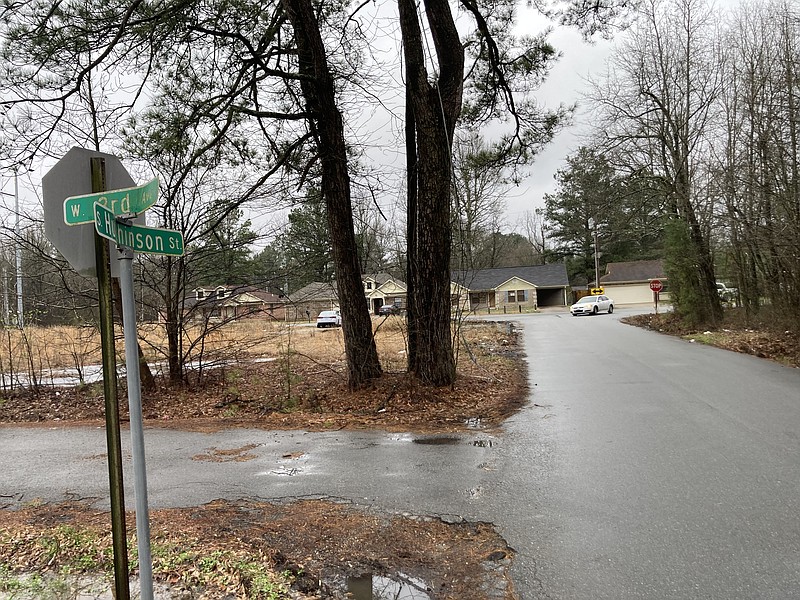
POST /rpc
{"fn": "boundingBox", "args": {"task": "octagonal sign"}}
[43,147,139,277]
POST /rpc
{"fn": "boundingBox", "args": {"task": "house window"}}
[517,290,527,302]
[365,282,372,290]
[217,289,226,298]
[507,290,527,303]
[196,289,205,299]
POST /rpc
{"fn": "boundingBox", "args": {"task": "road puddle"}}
[346,573,432,599]
[412,436,496,447]
[412,436,460,445]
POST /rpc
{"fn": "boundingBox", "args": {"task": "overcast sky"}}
[0,2,620,236]
[503,9,614,229]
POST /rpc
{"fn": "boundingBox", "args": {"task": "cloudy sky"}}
[503,8,615,228]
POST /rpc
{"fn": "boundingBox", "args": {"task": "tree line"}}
[543,0,800,329]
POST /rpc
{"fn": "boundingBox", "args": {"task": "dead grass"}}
[0,319,526,433]
[0,317,409,376]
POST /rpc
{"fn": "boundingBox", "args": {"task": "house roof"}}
[600,260,665,284]
[452,264,569,291]
[186,285,285,308]
[289,281,338,303]
[363,273,396,286]
[235,286,284,304]
[290,274,409,303]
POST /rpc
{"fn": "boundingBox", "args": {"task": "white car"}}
[570,295,614,316]
[316,310,341,328]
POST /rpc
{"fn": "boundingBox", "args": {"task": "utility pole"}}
[2,267,8,326]
[14,171,22,329]
[593,225,600,290]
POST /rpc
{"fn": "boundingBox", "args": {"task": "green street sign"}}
[65,177,158,225]
[94,202,184,256]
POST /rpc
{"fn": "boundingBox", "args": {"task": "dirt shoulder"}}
[622,310,800,368]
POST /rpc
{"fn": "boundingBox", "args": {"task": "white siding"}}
[603,283,662,304]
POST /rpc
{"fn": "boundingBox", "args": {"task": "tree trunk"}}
[405,85,419,374]
[282,0,382,389]
[164,258,183,384]
[398,0,463,386]
[111,278,156,392]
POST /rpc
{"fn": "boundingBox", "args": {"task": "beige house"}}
[289,273,408,318]
[290,266,571,318]
[451,265,571,312]
[364,274,407,314]
[187,285,287,321]
[599,260,668,304]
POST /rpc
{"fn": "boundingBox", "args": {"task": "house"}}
[451,264,571,311]
[599,260,667,304]
[187,285,287,321]
[288,281,340,320]
[363,273,407,314]
[289,273,408,318]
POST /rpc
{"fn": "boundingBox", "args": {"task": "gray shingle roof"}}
[288,281,338,303]
[185,285,285,309]
[452,264,569,290]
[600,260,665,284]
[363,273,396,286]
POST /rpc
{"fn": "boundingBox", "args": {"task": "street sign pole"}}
[91,158,131,600]
[649,279,664,315]
[117,243,154,600]
[93,198,181,600]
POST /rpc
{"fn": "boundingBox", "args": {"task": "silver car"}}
[570,295,614,316]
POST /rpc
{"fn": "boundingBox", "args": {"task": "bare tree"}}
[451,131,511,270]
[587,0,723,326]
[712,0,800,323]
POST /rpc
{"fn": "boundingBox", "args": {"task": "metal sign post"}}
[117,243,154,600]
[94,198,183,600]
[45,149,183,600]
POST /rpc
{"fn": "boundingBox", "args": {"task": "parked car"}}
[378,304,401,315]
[316,310,341,328]
[570,295,614,316]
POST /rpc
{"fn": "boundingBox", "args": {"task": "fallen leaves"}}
[0,322,528,434]
[0,499,516,599]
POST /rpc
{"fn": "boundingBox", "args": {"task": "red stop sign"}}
[650,279,663,292]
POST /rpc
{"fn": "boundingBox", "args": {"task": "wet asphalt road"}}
[3,308,800,598]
